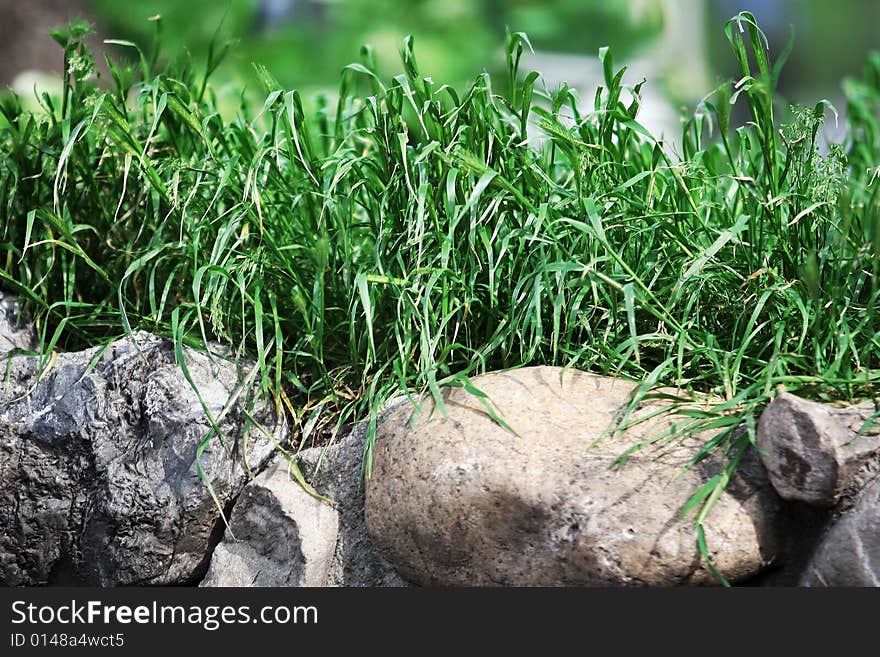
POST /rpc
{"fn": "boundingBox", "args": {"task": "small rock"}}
[365,366,782,586]
[297,404,412,587]
[757,392,880,506]
[800,476,880,586]
[201,455,339,587]
[0,331,280,585]
[0,291,36,356]
[201,398,411,587]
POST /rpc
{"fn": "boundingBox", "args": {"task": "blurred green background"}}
[2,0,879,132]
[83,0,664,91]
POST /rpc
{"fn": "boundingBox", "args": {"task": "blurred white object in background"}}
[10,69,64,103]
[524,0,710,147]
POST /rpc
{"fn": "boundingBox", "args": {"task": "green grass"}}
[2,12,880,582]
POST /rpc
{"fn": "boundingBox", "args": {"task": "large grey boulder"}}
[800,476,880,586]
[365,366,782,586]
[200,454,339,587]
[0,291,36,356]
[0,331,280,585]
[757,392,880,506]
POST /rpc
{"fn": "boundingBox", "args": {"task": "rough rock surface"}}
[0,291,36,356]
[365,366,782,586]
[757,392,880,506]
[201,399,411,587]
[201,454,339,587]
[0,330,280,585]
[800,476,880,586]
[297,405,412,587]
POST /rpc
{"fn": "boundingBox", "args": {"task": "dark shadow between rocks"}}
[185,495,240,587]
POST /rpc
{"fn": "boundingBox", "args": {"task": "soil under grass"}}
[2,12,880,575]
